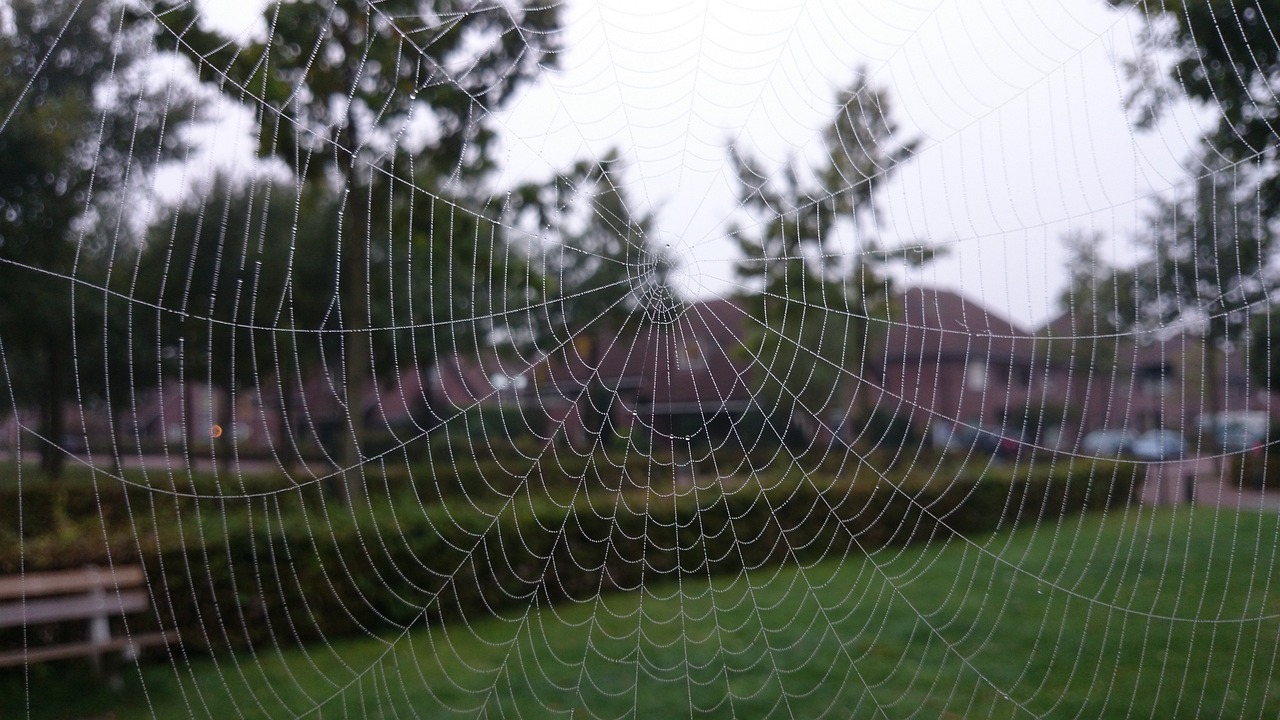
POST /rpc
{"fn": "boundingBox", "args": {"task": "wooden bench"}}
[0,565,177,668]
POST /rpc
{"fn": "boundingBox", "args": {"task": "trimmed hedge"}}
[1230,450,1280,489]
[0,449,667,541]
[1,457,1141,657]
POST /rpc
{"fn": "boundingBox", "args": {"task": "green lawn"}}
[7,504,1280,719]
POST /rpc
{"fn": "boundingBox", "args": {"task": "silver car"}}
[1080,429,1136,457]
[1130,430,1186,460]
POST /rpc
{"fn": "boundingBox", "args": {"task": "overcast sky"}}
[195,0,1204,329]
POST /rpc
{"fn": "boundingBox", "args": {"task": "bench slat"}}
[0,566,172,667]
[0,631,178,668]
[0,590,150,628]
[0,566,146,600]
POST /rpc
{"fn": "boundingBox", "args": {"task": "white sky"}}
[193,0,1206,329]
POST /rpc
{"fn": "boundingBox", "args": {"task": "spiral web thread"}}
[3,1,1280,718]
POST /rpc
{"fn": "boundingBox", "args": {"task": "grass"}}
[6,504,1280,719]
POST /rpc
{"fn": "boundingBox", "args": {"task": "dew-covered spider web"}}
[2,0,1280,718]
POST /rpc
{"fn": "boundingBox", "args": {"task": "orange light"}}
[210,424,223,439]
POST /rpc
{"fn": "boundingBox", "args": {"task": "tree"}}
[150,0,561,500]
[1246,305,1280,393]
[1132,151,1277,417]
[1050,230,1145,374]
[0,0,188,477]
[1108,1,1280,213]
[1141,155,1273,345]
[510,152,666,341]
[731,74,923,448]
[506,151,673,448]
[134,176,339,469]
[1098,2,1280,429]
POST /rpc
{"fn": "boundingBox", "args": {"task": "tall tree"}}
[135,177,339,469]
[506,151,672,448]
[0,0,188,477]
[1247,304,1280,393]
[1130,151,1276,418]
[150,0,560,500]
[511,152,663,343]
[731,74,922,447]
[1051,230,1145,374]
[1104,2,1280,433]
[1109,1,1280,213]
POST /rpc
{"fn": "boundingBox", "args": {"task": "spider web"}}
[3,0,1280,718]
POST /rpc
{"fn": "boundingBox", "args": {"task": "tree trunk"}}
[332,52,374,506]
[181,338,196,475]
[1203,339,1223,463]
[40,333,66,479]
[1203,341,1221,417]
[275,372,299,474]
[334,171,370,506]
[214,364,234,475]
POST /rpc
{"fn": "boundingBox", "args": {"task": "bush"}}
[0,458,1142,657]
[1230,450,1280,489]
[849,407,919,450]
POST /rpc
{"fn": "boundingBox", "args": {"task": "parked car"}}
[1080,429,1136,457]
[1131,429,1187,460]
[1199,412,1269,453]
[943,423,1022,457]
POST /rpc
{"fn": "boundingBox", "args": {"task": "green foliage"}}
[150,0,560,184]
[1246,306,1280,392]
[505,151,673,452]
[0,459,1142,654]
[1050,230,1137,372]
[1103,3,1280,418]
[137,178,336,376]
[1062,155,1277,420]
[510,152,665,339]
[736,273,875,445]
[147,0,563,489]
[1134,152,1275,347]
[1133,151,1275,417]
[9,507,1279,719]
[1110,1,1280,213]
[0,0,190,477]
[731,73,921,443]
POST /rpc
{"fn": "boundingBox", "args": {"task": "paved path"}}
[1141,456,1280,511]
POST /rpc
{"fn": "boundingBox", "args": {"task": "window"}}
[966,362,987,391]
[684,339,707,370]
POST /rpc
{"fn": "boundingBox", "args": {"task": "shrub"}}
[849,406,919,450]
[0,458,1141,657]
[1230,450,1280,489]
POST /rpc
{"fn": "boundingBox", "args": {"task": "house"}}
[123,379,288,454]
[876,287,1075,447]
[534,298,757,449]
[873,286,1280,449]
[365,352,539,450]
[1039,311,1274,441]
[62,286,1274,463]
